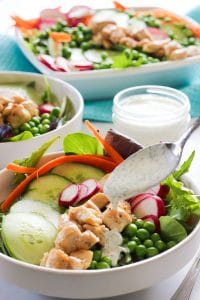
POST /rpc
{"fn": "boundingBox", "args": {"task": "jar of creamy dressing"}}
[112,86,191,146]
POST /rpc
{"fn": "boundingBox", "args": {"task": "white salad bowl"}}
[0,72,84,168]
[0,152,199,299]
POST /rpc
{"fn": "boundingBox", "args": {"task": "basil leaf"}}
[63,133,104,155]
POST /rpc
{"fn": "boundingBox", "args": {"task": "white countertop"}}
[0,0,200,299]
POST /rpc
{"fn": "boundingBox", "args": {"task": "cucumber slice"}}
[10,199,60,228]
[23,174,71,212]
[51,162,105,183]
[2,213,56,265]
[83,49,113,64]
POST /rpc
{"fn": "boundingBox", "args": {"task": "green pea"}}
[101,52,108,60]
[134,219,144,228]
[124,48,132,58]
[96,262,110,269]
[89,260,97,269]
[143,221,156,234]
[136,245,146,259]
[28,121,35,128]
[14,128,20,135]
[143,239,154,248]
[101,256,112,266]
[123,237,129,244]
[155,240,166,252]
[69,41,77,48]
[136,228,150,241]
[127,241,137,253]
[81,41,92,51]
[34,133,40,137]
[151,233,161,243]
[62,47,72,59]
[93,250,102,262]
[166,241,177,249]
[39,124,49,134]
[123,223,137,237]
[42,119,51,125]
[32,116,41,125]
[51,107,60,118]
[20,122,31,131]
[41,113,50,119]
[31,127,39,135]
[146,247,159,258]
[131,236,141,245]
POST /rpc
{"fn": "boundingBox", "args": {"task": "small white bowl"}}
[0,152,199,299]
[0,72,84,168]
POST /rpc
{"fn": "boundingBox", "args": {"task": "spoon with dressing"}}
[103,117,200,207]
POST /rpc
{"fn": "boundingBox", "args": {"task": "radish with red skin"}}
[142,215,160,232]
[129,193,154,210]
[147,27,169,40]
[55,57,71,72]
[81,179,100,199]
[157,184,170,198]
[39,54,58,71]
[69,61,93,71]
[66,6,94,27]
[132,195,165,218]
[39,103,55,114]
[73,183,88,204]
[59,184,80,207]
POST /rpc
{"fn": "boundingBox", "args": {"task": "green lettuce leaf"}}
[112,53,133,69]
[41,77,56,104]
[13,136,60,185]
[8,131,33,142]
[63,133,104,155]
[160,216,187,242]
[173,151,195,180]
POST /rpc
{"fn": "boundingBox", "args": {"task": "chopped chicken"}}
[102,201,132,232]
[142,39,170,54]
[134,28,153,41]
[68,205,102,226]
[83,224,108,245]
[55,221,99,254]
[70,249,93,270]
[119,37,138,48]
[168,48,188,60]
[84,199,102,214]
[90,192,110,209]
[186,45,200,57]
[41,248,86,270]
[89,21,116,34]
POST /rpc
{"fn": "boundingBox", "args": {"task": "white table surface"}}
[1,0,200,299]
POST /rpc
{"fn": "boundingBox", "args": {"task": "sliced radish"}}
[147,27,169,40]
[81,179,100,199]
[55,57,71,72]
[40,7,66,21]
[132,195,165,218]
[39,103,55,114]
[157,184,170,199]
[59,184,80,207]
[38,19,56,30]
[38,54,58,71]
[129,193,154,210]
[66,5,94,27]
[70,61,93,71]
[142,215,160,232]
[74,183,89,204]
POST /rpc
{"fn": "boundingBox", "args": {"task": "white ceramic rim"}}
[0,71,84,145]
[0,173,199,276]
[113,85,191,122]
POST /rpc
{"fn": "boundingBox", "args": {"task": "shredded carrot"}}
[85,120,124,164]
[1,154,117,212]
[82,15,92,26]
[113,1,127,12]
[6,163,37,174]
[49,32,72,43]
[11,15,40,29]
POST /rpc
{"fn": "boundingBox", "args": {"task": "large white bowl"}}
[0,72,84,168]
[0,152,199,299]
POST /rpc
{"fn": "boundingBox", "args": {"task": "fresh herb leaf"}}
[59,96,75,124]
[173,151,195,180]
[41,77,56,104]
[160,216,187,242]
[13,136,60,185]
[112,53,133,69]
[8,131,33,142]
[63,133,104,155]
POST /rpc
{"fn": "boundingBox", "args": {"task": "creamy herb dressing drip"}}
[104,144,179,208]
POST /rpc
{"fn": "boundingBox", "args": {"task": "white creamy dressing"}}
[102,229,123,266]
[121,94,182,117]
[103,143,179,208]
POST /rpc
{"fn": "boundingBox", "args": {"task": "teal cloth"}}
[0,6,200,122]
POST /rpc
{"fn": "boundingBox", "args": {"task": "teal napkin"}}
[0,4,200,123]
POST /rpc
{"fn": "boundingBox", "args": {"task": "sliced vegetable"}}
[39,103,55,114]
[59,184,80,207]
[79,179,100,199]
[12,15,40,29]
[49,32,72,43]
[131,195,165,218]
[55,57,71,72]
[6,163,37,174]
[66,5,94,27]
[113,1,127,12]
[74,183,88,203]
[39,54,58,71]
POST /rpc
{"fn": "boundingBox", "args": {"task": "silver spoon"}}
[104,117,200,207]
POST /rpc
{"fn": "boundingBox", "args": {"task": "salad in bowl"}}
[0,121,199,298]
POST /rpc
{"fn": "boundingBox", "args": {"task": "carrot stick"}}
[11,15,40,29]
[113,1,127,12]
[85,120,124,164]
[49,32,72,43]
[6,163,37,174]
[1,154,117,212]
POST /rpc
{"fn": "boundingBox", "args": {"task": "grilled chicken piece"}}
[68,205,102,226]
[168,48,188,60]
[90,192,110,209]
[79,230,100,249]
[83,224,108,245]
[70,249,93,270]
[102,201,132,232]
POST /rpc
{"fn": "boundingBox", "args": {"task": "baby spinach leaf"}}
[160,216,187,242]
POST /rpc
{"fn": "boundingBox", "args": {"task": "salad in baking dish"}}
[0,121,200,270]
[13,2,200,73]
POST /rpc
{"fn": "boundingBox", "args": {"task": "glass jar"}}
[112,85,191,146]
